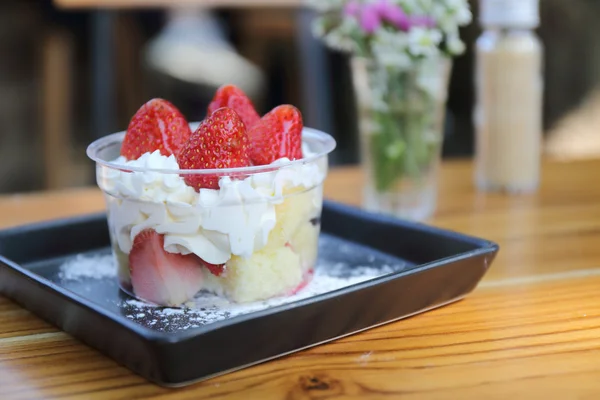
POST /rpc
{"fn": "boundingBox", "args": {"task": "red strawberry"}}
[207,84,260,129]
[177,107,251,191]
[120,98,191,160]
[202,260,225,277]
[129,229,204,307]
[247,105,303,165]
[289,269,314,295]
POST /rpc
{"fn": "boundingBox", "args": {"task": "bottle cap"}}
[479,0,540,28]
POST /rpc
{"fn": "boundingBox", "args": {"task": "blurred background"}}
[1,0,600,194]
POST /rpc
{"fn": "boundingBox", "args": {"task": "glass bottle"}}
[474,0,544,193]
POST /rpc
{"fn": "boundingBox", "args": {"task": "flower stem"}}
[367,67,440,193]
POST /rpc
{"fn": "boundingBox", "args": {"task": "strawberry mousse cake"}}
[89,85,335,307]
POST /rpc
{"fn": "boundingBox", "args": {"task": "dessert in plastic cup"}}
[87,85,336,307]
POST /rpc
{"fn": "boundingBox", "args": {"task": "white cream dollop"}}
[99,149,324,264]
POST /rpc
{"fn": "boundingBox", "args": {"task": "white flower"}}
[440,0,472,26]
[371,28,413,68]
[306,0,345,12]
[375,28,409,46]
[408,27,442,57]
[446,34,465,55]
[374,50,413,69]
[321,17,363,53]
[400,0,428,14]
[310,0,473,60]
[430,0,472,34]
[323,29,354,52]
[373,28,410,53]
[431,5,451,31]
[450,0,472,26]
[416,56,449,97]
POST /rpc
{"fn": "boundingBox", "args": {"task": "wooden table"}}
[2,158,600,398]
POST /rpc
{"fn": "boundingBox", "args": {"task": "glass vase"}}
[351,55,452,221]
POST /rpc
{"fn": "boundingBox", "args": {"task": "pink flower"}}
[343,0,434,35]
[343,0,361,17]
[375,0,410,31]
[410,15,436,28]
[359,3,382,34]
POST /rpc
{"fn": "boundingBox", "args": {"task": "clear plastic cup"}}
[87,126,336,307]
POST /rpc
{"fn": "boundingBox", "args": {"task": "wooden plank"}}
[0,275,599,398]
[2,158,600,397]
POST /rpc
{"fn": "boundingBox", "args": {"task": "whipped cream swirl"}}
[99,149,325,264]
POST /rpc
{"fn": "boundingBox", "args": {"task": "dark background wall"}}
[1,0,599,193]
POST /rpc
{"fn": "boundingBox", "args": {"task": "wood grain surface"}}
[2,158,600,398]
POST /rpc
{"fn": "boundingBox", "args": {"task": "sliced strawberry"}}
[177,107,251,191]
[120,98,191,160]
[247,105,303,165]
[290,269,314,295]
[202,260,225,277]
[207,84,260,129]
[129,229,204,307]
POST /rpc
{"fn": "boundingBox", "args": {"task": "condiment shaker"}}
[474,0,544,193]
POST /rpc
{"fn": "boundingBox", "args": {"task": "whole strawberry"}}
[248,105,303,165]
[207,84,260,129]
[120,98,191,160]
[177,107,251,190]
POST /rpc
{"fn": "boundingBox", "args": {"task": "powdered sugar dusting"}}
[120,263,400,332]
[58,253,116,280]
[56,235,408,332]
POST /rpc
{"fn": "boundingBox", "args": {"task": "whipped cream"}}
[98,149,325,264]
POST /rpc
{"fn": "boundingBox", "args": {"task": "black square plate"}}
[0,201,498,387]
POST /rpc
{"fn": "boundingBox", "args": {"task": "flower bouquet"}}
[310,0,472,220]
